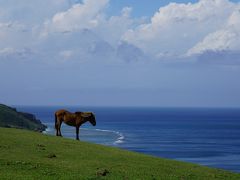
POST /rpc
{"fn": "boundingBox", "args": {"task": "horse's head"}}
[80,112,96,126]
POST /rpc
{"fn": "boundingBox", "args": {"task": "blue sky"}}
[108,0,239,17]
[0,0,240,107]
[108,0,198,17]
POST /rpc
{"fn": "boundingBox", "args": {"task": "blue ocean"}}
[16,106,240,172]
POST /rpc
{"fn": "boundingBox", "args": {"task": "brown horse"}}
[55,109,96,140]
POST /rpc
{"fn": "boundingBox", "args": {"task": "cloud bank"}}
[0,0,240,64]
[123,0,240,60]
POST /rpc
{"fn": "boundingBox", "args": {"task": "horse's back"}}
[55,109,69,117]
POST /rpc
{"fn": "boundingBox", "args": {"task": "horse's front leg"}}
[58,121,63,137]
[76,126,80,140]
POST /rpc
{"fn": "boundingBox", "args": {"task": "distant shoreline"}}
[0,104,47,132]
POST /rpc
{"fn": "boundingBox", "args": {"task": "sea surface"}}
[16,106,240,172]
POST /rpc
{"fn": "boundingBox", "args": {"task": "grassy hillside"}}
[0,104,46,132]
[0,128,239,179]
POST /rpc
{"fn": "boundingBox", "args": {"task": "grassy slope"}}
[0,104,46,131]
[0,128,239,180]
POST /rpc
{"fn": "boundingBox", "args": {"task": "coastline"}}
[0,104,47,132]
[42,122,125,146]
[16,106,240,173]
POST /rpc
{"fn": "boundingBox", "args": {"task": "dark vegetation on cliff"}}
[0,104,46,132]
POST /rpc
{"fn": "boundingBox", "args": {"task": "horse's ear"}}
[81,112,92,118]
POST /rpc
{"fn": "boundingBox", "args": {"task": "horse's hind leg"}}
[55,123,59,136]
[55,124,59,136]
[55,123,61,136]
[76,126,80,140]
[55,114,60,136]
[58,121,63,137]
[55,118,62,136]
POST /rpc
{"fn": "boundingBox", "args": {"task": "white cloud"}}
[0,47,35,61]
[42,0,109,35]
[36,0,142,62]
[0,0,72,53]
[188,8,240,55]
[0,0,70,23]
[123,0,238,58]
[0,21,33,49]
[93,7,137,46]
[0,0,240,64]
[42,1,137,47]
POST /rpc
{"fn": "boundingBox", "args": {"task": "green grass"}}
[0,128,239,179]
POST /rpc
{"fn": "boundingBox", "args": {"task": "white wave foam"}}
[42,126,52,134]
[114,140,124,144]
[43,124,125,145]
[114,132,125,145]
[82,128,125,145]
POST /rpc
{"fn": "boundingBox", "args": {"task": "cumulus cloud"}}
[188,8,240,55]
[35,0,143,63]
[42,1,137,47]
[123,0,239,59]
[42,0,109,35]
[0,0,240,64]
[93,6,137,46]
